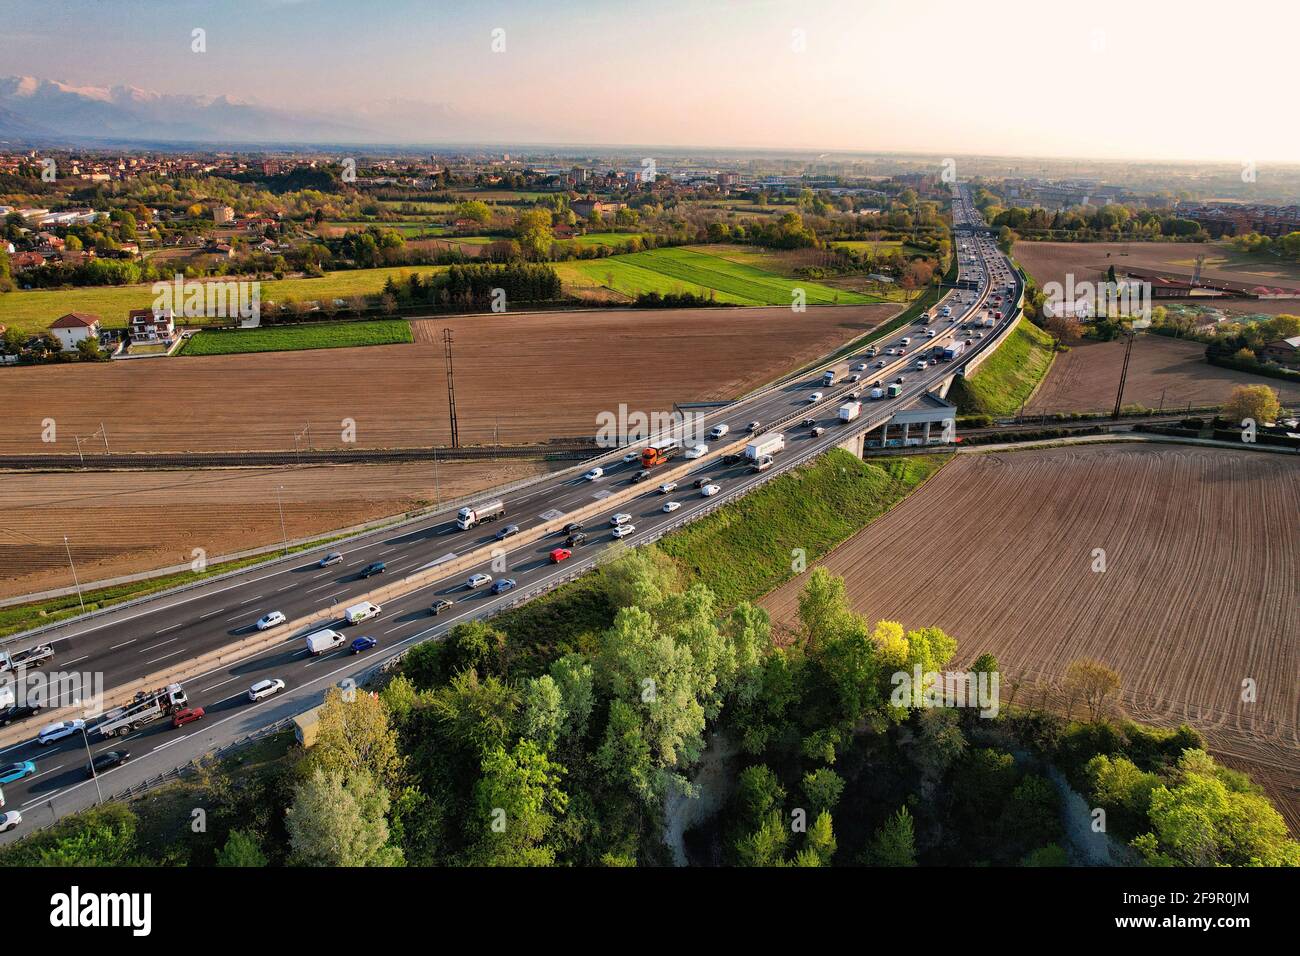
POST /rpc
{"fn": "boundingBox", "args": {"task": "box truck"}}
[869,387,884,400]
[745,433,785,461]
[942,340,967,362]
[456,500,506,530]
[0,644,54,675]
[305,628,347,656]
[345,601,382,625]
[838,401,862,423]
[888,384,902,398]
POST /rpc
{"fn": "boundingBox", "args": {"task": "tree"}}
[76,336,103,361]
[215,829,268,867]
[285,767,404,867]
[471,739,568,866]
[305,686,405,790]
[1222,383,1282,425]
[801,768,845,817]
[1062,659,1121,722]
[797,567,853,651]
[516,209,554,259]
[804,810,837,865]
[454,200,492,225]
[521,674,566,752]
[1044,315,1082,345]
[866,806,916,866]
[734,810,789,867]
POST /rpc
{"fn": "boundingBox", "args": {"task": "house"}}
[211,204,235,224]
[11,251,45,271]
[571,198,627,219]
[204,241,234,259]
[128,308,177,345]
[35,232,64,252]
[1260,337,1300,370]
[49,312,102,351]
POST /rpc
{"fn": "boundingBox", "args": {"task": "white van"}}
[345,601,382,625]
[708,423,730,440]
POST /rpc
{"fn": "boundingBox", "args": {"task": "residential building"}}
[128,308,177,345]
[212,204,235,224]
[1260,336,1300,369]
[49,312,102,351]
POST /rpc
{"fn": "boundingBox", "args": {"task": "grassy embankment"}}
[948,316,1056,416]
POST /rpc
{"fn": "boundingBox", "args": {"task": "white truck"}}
[708,423,730,440]
[456,499,506,531]
[869,387,884,400]
[821,370,837,387]
[745,432,785,462]
[94,683,188,738]
[838,401,862,423]
[345,601,382,625]
[0,644,54,675]
[305,628,347,656]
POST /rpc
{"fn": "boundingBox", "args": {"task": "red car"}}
[172,707,205,728]
[549,547,572,564]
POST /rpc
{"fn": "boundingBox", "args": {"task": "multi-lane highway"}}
[0,185,1021,834]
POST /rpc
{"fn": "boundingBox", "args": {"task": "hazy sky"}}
[1,0,1296,162]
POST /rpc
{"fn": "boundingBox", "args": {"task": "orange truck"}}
[641,439,681,468]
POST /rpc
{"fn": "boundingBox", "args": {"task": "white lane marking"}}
[305,581,336,593]
[199,676,240,694]
[276,583,295,592]
[137,637,178,653]
[236,594,264,606]
[109,640,136,650]
[155,623,184,634]
[377,547,397,556]
[224,612,249,622]
[197,607,226,619]
[142,649,187,666]
[59,656,87,667]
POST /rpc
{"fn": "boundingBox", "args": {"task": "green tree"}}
[285,768,404,867]
[521,674,566,752]
[1222,383,1282,425]
[454,200,492,225]
[215,829,268,867]
[472,739,568,866]
[866,806,917,866]
[306,686,405,789]
[801,768,845,817]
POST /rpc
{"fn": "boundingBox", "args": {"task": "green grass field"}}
[557,246,880,305]
[325,220,446,237]
[949,317,1057,415]
[831,240,929,257]
[181,319,413,356]
[567,232,650,248]
[0,266,447,336]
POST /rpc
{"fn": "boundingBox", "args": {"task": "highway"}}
[0,184,1020,835]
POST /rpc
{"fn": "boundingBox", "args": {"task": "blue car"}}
[490,578,517,595]
[0,760,36,785]
[350,636,378,654]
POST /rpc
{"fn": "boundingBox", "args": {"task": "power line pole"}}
[1112,329,1135,420]
[443,327,460,448]
[64,535,84,612]
[275,485,289,555]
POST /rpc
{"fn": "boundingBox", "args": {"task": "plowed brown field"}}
[1025,335,1300,415]
[0,459,552,599]
[0,304,895,455]
[760,444,1300,828]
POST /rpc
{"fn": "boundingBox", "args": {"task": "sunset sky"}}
[1,0,1296,162]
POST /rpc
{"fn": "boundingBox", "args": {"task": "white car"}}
[662,501,681,513]
[622,452,640,464]
[611,524,636,539]
[659,481,678,494]
[37,719,86,745]
[684,443,708,460]
[610,513,632,527]
[700,484,721,497]
[583,467,604,481]
[807,392,823,403]
[256,611,286,631]
[0,811,21,833]
[467,572,493,589]
[248,678,286,702]
[854,363,868,371]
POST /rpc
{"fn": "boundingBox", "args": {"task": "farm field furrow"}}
[759,444,1300,828]
[0,304,898,455]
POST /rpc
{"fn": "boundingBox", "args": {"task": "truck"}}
[942,340,967,362]
[838,401,862,423]
[982,316,996,328]
[821,370,837,387]
[641,439,681,468]
[345,601,382,625]
[745,432,785,461]
[887,383,902,398]
[869,387,884,400]
[456,500,506,531]
[0,644,54,675]
[708,423,730,440]
[305,628,347,656]
[94,683,188,738]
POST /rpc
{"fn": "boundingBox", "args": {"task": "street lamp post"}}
[64,535,84,612]
[80,725,103,806]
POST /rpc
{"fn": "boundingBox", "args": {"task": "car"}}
[0,811,21,834]
[632,469,652,483]
[467,572,493,589]
[721,453,744,466]
[490,578,517,594]
[808,392,823,403]
[684,443,709,460]
[800,418,817,428]
[566,531,587,547]
[87,750,131,777]
[810,426,826,437]
[748,421,761,432]
[550,547,572,563]
[496,524,520,540]
[885,347,897,355]
[36,719,85,745]
[583,467,604,481]
[849,374,862,383]
[895,376,905,385]
[562,522,584,535]
[0,703,42,726]
[854,362,868,371]
[694,476,712,488]
[659,481,678,494]
[700,484,721,497]
[247,679,286,702]
[621,452,640,464]
[171,707,205,728]
[876,360,887,368]
[430,598,454,615]
[0,761,36,785]
[610,513,632,527]
[611,524,636,539]
[350,636,378,654]
[318,551,343,567]
[662,501,681,513]
[976,331,985,338]
[255,610,286,631]
[360,561,386,578]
